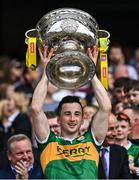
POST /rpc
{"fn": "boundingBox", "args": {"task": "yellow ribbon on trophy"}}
[26,37,37,70]
[99,37,109,90]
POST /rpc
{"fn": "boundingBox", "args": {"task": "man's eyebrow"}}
[63,110,82,113]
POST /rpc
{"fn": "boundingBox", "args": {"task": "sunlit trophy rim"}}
[36,7,99,46]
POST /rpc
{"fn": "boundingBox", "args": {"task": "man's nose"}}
[121,91,125,97]
[112,129,117,136]
[130,95,134,101]
[116,126,121,131]
[71,114,76,121]
[23,152,28,159]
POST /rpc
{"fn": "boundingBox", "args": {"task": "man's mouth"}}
[68,123,77,127]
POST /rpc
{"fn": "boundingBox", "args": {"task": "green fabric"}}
[37,128,100,153]
[37,128,101,179]
[128,143,139,167]
[45,159,98,179]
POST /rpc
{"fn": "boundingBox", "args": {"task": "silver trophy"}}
[25,8,110,89]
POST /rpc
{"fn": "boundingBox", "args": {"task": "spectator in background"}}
[108,43,138,80]
[7,92,32,140]
[128,48,139,70]
[124,80,139,107]
[15,67,41,103]
[0,134,44,179]
[98,113,131,179]
[78,104,98,135]
[122,106,139,145]
[0,92,32,151]
[79,119,90,136]
[112,100,124,114]
[5,59,24,88]
[45,111,61,136]
[0,99,12,151]
[112,77,130,106]
[134,49,139,75]
[43,82,59,112]
[0,56,11,84]
[113,64,129,80]
[115,113,139,178]
[0,83,15,100]
[108,72,114,91]
[80,104,98,134]
[83,105,98,122]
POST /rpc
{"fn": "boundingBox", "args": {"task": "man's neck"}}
[60,131,80,141]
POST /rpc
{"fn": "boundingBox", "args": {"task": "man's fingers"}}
[47,48,55,60]
[90,45,99,56]
[43,45,48,59]
[87,48,93,58]
[38,48,43,61]
[16,160,28,169]
[15,162,25,170]
[87,46,99,65]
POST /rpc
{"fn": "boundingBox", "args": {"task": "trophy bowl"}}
[25,8,105,89]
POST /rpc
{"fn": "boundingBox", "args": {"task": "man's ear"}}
[128,126,132,135]
[81,119,84,125]
[134,118,139,125]
[7,151,11,161]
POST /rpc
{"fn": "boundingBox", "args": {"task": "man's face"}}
[8,140,34,168]
[106,116,117,144]
[114,102,124,114]
[2,100,12,118]
[48,117,61,136]
[127,90,139,106]
[116,120,131,141]
[83,106,97,121]
[114,87,125,102]
[58,103,83,136]
[7,97,16,113]
[79,120,90,135]
[109,47,124,64]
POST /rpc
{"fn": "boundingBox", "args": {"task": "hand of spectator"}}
[15,160,29,179]
[87,45,99,66]
[38,44,55,68]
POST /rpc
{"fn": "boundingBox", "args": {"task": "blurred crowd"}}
[0,41,139,179]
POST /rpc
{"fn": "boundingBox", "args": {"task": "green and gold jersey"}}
[128,143,139,167]
[37,128,101,179]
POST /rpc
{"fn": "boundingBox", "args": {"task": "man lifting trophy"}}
[29,8,112,179]
[25,8,110,90]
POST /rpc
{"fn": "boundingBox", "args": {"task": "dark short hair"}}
[45,111,57,119]
[56,95,83,116]
[125,80,139,93]
[114,77,130,88]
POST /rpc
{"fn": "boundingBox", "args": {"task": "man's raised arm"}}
[31,47,54,141]
[88,47,111,143]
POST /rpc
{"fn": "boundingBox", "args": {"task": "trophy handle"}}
[25,29,37,44]
[97,29,110,39]
[97,29,110,45]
